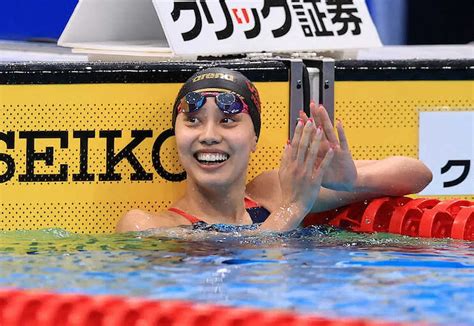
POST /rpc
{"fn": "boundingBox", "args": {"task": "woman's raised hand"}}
[272,117,334,230]
[298,102,357,191]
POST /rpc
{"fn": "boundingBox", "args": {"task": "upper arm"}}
[246,170,283,212]
[116,209,186,233]
[354,156,432,194]
[116,209,154,233]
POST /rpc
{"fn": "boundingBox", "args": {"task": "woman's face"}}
[175,96,257,189]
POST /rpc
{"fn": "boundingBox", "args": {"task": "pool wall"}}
[0,59,472,234]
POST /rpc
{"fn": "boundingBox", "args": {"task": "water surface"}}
[0,227,473,325]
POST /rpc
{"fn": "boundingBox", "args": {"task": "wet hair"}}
[172,67,262,138]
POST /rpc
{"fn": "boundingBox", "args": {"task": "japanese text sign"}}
[153,0,381,55]
[419,111,474,196]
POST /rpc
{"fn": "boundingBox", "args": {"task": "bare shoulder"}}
[116,208,191,233]
[245,170,282,212]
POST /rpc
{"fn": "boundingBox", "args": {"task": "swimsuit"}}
[168,197,270,224]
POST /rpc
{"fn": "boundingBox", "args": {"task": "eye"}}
[221,117,237,124]
[184,115,200,124]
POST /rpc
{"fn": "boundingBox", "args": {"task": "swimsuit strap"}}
[168,207,202,224]
[168,197,268,224]
[244,196,260,208]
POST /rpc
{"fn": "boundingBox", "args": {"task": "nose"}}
[198,120,222,145]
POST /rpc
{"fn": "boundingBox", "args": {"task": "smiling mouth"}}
[194,152,230,165]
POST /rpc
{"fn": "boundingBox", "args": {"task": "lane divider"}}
[304,197,474,240]
[0,289,414,326]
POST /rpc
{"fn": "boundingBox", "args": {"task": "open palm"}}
[299,102,357,191]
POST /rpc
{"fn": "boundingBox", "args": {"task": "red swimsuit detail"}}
[168,197,270,224]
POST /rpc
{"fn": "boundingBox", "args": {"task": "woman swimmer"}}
[117,67,432,233]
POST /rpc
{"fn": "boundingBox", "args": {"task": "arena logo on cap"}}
[192,73,235,83]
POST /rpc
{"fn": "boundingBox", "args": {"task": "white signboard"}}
[153,0,381,55]
[419,111,474,195]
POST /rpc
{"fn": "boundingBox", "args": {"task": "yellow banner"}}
[335,80,473,200]
[0,82,289,233]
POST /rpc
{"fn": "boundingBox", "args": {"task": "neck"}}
[178,179,249,224]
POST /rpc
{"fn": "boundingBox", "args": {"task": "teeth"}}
[196,153,229,163]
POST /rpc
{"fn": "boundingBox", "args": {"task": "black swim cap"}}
[172,67,261,138]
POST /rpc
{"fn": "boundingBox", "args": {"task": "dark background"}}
[406,0,473,44]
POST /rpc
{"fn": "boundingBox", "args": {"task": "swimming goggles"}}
[178,91,249,115]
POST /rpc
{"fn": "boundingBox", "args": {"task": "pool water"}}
[0,226,473,325]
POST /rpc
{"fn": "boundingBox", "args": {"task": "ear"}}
[251,136,258,152]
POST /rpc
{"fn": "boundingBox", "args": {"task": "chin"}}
[189,167,247,190]
[191,171,235,189]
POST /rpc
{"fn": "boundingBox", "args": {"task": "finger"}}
[280,140,290,168]
[336,119,350,151]
[299,109,308,124]
[319,105,339,144]
[309,100,321,127]
[297,119,315,164]
[312,147,334,182]
[311,103,329,143]
[304,126,323,172]
[290,119,304,160]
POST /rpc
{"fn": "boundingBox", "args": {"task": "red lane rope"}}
[303,197,474,240]
[0,289,416,326]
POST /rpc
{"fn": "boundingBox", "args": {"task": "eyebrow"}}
[183,111,200,117]
[223,112,242,118]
